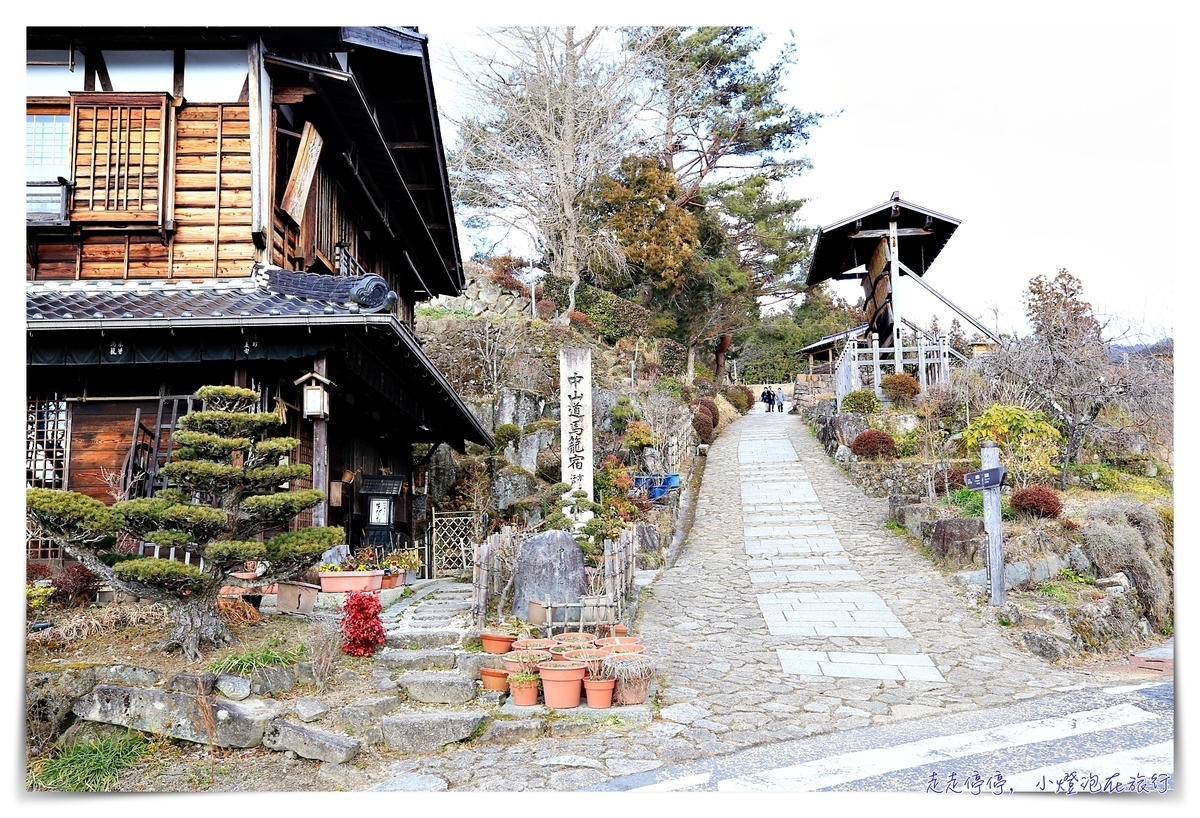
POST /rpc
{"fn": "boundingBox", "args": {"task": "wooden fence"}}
[834,330,964,410]
[471,525,640,634]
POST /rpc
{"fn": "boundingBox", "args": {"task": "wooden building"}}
[25,27,493,563]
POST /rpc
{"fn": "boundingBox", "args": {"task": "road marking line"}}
[1103,681,1168,694]
[1002,741,1173,791]
[716,704,1160,792]
[630,772,712,792]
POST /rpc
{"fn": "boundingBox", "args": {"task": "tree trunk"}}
[714,333,732,386]
[151,587,235,663]
[685,345,696,381]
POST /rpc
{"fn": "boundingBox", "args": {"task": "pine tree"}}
[27,385,341,660]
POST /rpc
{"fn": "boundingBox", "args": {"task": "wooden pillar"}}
[312,354,329,527]
[982,441,1005,606]
[871,333,881,397]
[917,333,928,392]
[889,219,900,345]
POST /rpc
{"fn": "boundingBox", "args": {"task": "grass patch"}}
[207,637,305,676]
[416,305,474,320]
[1036,581,1073,604]
[884,520,907,536]
[29,731,148,791]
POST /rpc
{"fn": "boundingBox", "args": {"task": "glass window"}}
[27,395,69,489]
[26,114,70,182]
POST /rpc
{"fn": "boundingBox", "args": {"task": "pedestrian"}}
[761,387,772,412]
[776,388,785,413]
[765,387,775,412]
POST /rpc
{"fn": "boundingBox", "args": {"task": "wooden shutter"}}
[69,92,171,224]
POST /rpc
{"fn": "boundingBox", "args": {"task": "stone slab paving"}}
[369,410,1104,790]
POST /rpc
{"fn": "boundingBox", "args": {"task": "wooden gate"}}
[431,509,484,578]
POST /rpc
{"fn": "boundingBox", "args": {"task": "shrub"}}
[880,372,921,404]
[720,387,750,414]
[694,397,719,426]
[840,390,879,414]
[27,561,52,584]
[623,420,655,451]
[963,404,1061,488]
[656,339,689,375]
[567,311,594,331]
[28,730,148,792]
[539,275,653,340]
[609,396,640,433]
[493,423,521,450]
[51,563,99,607]
[692,378,716,396]
[850,429,896,459]
[933,465,970,493]
[535,299,557,320]
[692,409,715,445]
[340,591,386,657]
[1011,485,1063,518]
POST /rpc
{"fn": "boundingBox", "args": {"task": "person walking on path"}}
[776,388,785,413]
[763,387,775,412]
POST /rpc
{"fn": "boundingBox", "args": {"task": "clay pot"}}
[319,570,383,593]
[604,643,646,655]
[583,677,616,709]
[480,666,510,692]
[508,677,540,706]
[595,636,641,647]
[380,573,400,590]
[563,648,607,678]
[615,675,652,705]
[480,633,518,654]
[537,660,587,709]
[552,632,596,646]
[512,638,555,651]
[501,650,552,674]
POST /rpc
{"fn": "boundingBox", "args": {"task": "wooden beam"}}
[247,40,269,251]
[387,141,432,150]
[848,227,934,238]
[273,86,315,104]
[173,50,185,99]
[280,121,324,225]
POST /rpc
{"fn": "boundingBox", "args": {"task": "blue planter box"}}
[664,473,681,488]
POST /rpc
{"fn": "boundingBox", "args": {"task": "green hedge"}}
[539,276,653,341]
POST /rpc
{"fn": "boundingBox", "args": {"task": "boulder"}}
[901,504,939,539]
[456,652,505,680]
[250,665,296,697]
[379,711,489,754]
[337,697,402,730]
[493,464,540,512]
[215,674,251,701]
[930,518,985,565]
[1022,630,1075,663]
[166,672,217,695]
[512,529,589,622]
[295,698,330,723]
[479,719,545,744]
[371,773,450,792]
[834,444,853,464]
[888,494,921,523]
[72,685,273,748]
[873,413,919,436]
[399,671,477,705]
[262,719,361,764]
[495,387,545,428]
[830,412,870,446]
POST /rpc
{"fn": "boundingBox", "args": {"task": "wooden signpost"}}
[965,441,1006,606]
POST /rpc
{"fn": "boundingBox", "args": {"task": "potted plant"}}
[480,632,518,654]
[582,661,616,709]
[318,558,383,593]
[536,660,587,709]
[501,649,551,674]
[563,648,608,678]
[507,671,540,706]
[393,549,423,583]
[511,637,555,651]
[604,654,654,705]
[479,666,510,693]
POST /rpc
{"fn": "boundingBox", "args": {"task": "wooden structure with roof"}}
[25,27,492,564]
[801,192,1000,408]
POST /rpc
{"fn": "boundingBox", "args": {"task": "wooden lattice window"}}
[27,394,70,561]
[69,92,171,224]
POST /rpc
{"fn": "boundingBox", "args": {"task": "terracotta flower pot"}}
[480,633,518,654]
[595,636,641,647]
[583,677,616,709]
[549,645,574,662]
[508,677,540,706]
[563,648,608,678]
[501,650,552,674]
[480,666,510,692]
[319,570,383,593]
[552,631,596,645]
[537,660,586,709]
[275,581,320,614]
[512,638,555,651]
[613,624,629,636]
[605,643,646,655]
[615,675,652,705]
[380,573,400,590]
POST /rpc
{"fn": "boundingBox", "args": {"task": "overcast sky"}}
[423,3,1184,343]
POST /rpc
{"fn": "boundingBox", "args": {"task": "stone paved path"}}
[373,407,1110,790]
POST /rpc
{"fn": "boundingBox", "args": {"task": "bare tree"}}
[447,28,661,320]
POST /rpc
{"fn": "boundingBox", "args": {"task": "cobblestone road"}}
[373,407,1107,791]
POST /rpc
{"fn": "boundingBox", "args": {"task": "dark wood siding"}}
[67,400,157,501]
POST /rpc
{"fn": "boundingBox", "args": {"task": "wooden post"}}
[981,441,1005,606]
[311,354,329,527]
[917,333,928,392]
[871,333,881,397]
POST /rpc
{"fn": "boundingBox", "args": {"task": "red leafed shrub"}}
[850,429,896,459]
[880,372,921,404]
[567,311,594,331]
[934,465,970,493]
[692,408,715,445]
[340,591,386,657]
[535,299,557,319]
[1011,485,1063,518]
[27,561,52,584]
[51,562,99,607]
[693,397,719,426]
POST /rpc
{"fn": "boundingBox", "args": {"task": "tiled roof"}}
[27,265,397,325]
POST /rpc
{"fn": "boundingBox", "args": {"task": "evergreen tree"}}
[27,385,341,660]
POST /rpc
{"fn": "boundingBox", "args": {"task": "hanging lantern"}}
[293,371,334,420]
